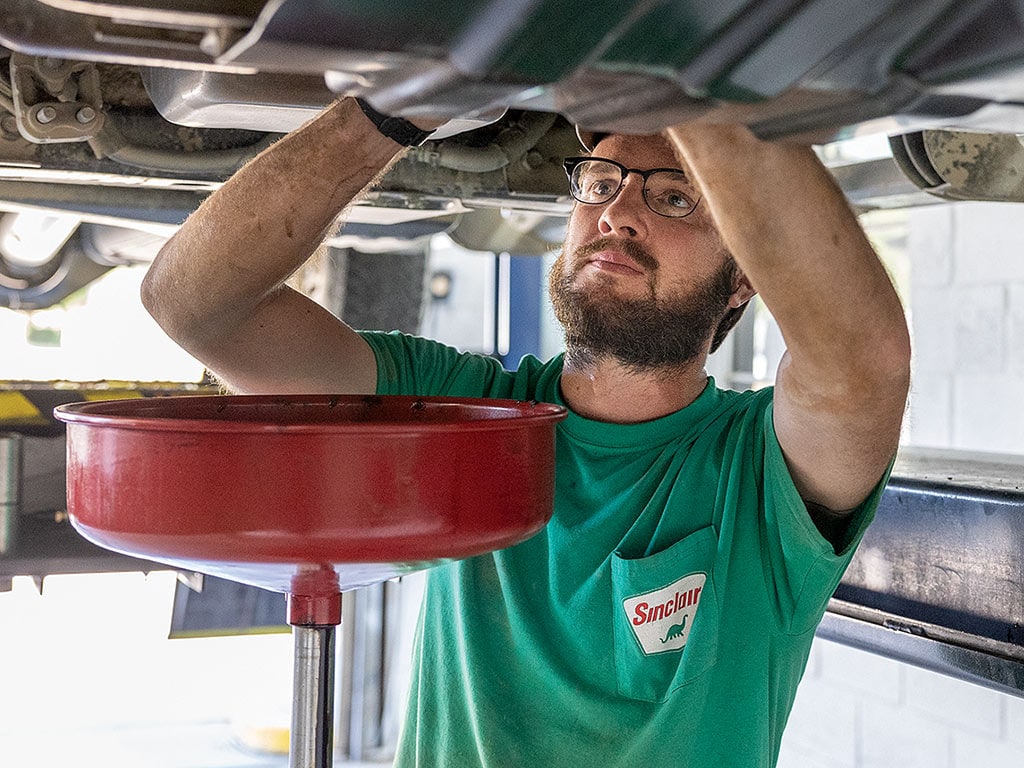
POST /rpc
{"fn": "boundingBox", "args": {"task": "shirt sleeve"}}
[758,399,892,634]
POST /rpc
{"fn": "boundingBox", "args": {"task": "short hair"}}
[710,258,749,354]
[710,301,748,353]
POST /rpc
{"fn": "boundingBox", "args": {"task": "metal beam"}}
[826,448,1024,697]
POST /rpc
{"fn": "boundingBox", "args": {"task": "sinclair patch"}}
[622,572,706,655]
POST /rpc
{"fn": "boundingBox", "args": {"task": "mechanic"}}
[141,97,911,767]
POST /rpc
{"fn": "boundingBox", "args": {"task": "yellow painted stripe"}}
[169,624,291,640]
[82,390,145,402]
[0,391,43,420]
[233,725,290,755]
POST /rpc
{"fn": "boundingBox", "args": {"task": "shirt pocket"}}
[610,525,720,703]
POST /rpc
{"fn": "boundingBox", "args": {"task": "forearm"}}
[141,97,404,345]
[666,124,909,388]
[667,124,909,510]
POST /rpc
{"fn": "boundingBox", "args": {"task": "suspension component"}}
[9,53,105,143]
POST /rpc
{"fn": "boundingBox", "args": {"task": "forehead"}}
[591,134,680,170]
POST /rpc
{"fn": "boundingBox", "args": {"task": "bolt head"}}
[522,150,545,170]
[36,105,57,124]
[76,107,97,124]
[199,29,226,57]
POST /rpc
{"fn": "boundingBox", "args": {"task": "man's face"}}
[551,133,741,370]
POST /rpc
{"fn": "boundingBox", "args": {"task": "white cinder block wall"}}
[778,202,1024,767]
[903,203,1024,451]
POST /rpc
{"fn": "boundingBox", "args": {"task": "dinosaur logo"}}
[622,571,706,655]
[661,616,687,644]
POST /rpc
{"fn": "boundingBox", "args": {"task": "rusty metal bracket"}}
[9,53,105,143]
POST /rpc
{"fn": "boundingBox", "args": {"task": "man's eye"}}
[660,190,693,209]
[583,177,616,197]
[647,173,696,208]
[577,174,614,198]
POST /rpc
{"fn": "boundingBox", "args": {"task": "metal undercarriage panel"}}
[6,1,1024,140]
[3,0,1024,233]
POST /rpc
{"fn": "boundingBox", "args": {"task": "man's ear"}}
[729,271,757,309]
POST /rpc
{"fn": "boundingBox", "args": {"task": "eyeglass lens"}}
[569,159,698,218]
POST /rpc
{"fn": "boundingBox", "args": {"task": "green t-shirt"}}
[362,331,885,768]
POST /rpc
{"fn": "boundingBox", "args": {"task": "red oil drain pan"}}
[55,394,566,768]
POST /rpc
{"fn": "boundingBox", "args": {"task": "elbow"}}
[842,295,912,396]
[140,239,195,344]
[842,317,911,408]
[139,243,171,326]
[845,321,912,417]
[138,259,160,320]
[873,313,912,401]
[792,315,912,410]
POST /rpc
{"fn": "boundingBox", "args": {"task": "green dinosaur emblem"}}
[661,616,687,644]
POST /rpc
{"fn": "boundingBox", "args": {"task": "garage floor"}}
[0,720,389,767]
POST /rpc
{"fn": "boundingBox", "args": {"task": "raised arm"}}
[141,98,410,395]
[666,123,911,512]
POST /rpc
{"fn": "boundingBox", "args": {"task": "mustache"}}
[571,237,658,272]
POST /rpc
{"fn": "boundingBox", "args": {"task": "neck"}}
[559,349,710,423]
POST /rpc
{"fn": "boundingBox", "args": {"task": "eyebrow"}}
[587,156,692,179]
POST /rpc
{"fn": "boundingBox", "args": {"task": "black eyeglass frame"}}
[562,156,702,219]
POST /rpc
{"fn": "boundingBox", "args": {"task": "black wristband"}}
[354,97,433,147]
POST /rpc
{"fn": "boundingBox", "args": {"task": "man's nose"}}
[598,175,648,239]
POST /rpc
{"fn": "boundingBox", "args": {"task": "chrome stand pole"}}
[0,433,22,558]
[290,623,337,768]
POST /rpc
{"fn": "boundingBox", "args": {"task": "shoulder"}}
[359,329,462,363]
[703,383,775,432]
[360,330,558,400]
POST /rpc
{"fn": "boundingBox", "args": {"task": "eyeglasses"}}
[563,156,701,218]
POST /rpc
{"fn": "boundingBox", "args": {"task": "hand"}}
[354,96,506,145]
[668,97,838,146]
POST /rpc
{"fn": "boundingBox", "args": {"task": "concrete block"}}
[905,372,952,448]
[953,730,1024,767]
[952,284,1006,375]
[952,374,1024,454]
[1008,283,1024,377]
[816,639,902,704]
[952,202,1024,285]
[1005,693,1024,747]
[803,636,825,680]
[907,205,954,287]
[776,739,853,768]
[862,700,953,768]
[781,677,858,767]
[909,286,956,374]
[905,663,1004,738]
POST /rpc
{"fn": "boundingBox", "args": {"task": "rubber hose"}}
[91,120,279,176]
[411,112,557,173]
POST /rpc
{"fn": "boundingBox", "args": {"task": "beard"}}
[549,238,737,373]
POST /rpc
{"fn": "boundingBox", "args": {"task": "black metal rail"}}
[825,448,1024,698]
